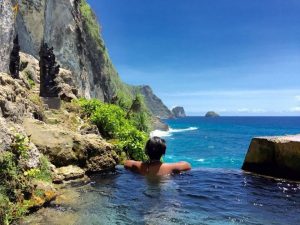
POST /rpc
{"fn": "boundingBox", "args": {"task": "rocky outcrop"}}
[0,72,39,122]
[138,85,173,119]
[55,68,78,102]
[205,111,220,117]
[23,118,118,172]
[172,106,186,118]
[27,180,57,209]
[151,116,169,131]
[20,52,40,83]
[0,0,15,73]
[242,135,300,180]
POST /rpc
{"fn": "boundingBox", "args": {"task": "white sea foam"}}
[196,158,205,162]
[150,127,198,137]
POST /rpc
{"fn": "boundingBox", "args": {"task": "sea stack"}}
[205,111,220,117]
[172,106,186,118]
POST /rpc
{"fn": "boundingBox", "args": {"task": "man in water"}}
[124,136,191,175]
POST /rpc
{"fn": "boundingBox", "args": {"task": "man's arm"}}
[172,161,191,173]
[124,160,141,172]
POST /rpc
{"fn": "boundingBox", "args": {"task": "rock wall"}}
[0,0,15,73]
[138,85,173,119]
[242,135,300,180]
[14,0,138,103]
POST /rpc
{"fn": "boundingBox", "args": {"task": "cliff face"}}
[11,0,131,101]
[1,0,171,120]
[0,0,15,73]
[138,85,173,119]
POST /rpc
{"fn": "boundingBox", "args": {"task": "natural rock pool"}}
[21,167,300,225]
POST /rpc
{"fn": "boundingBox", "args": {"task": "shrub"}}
[77,98,149,161]
[24,156,52,182]
[24,70,35,88]
[0,134,52,224]
[11,134,29,160]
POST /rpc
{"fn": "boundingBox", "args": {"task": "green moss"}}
[24,71,35,88]
[34,189,45,198]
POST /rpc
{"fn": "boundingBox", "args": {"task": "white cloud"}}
[237,108,266,113]
[295,96,300,101]
[162,89,300,97]
[290,107,300,112]
[237,108,249,112]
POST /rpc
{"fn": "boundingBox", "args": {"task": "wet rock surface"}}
[242,135,300,180]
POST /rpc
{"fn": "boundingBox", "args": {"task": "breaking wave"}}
[150,127,198,137]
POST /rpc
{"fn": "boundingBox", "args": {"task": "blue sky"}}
[88,0,300,116]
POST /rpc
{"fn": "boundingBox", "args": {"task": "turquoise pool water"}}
[23,117,300,225]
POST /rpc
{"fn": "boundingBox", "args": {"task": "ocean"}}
[23,117,300,225]
[157,116,300,169]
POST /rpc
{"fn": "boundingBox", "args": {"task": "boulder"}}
[53,165,85,183]
[23,118,118,172]
[28,180,57,209]
[0,72,40,122]
[242,135,300,180]
[0,117,41,169]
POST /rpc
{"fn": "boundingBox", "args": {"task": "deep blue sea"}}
[23,117,300,225]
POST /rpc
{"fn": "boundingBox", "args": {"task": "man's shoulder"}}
[124,160,143,169]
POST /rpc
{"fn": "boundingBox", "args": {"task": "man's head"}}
[145,136,166,161]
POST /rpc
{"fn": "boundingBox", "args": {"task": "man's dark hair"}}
[145,136,166,161]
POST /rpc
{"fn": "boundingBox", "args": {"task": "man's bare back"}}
[124,160,191,176]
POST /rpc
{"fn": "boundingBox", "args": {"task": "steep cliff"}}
[138,85,173,119]
[14,0,132,101]
[1,0,172,119]
[0,0,15,73]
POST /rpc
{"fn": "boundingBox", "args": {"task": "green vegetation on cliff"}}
[79,0,170,121]
[79,0,133,102]
[77,98,149,161]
